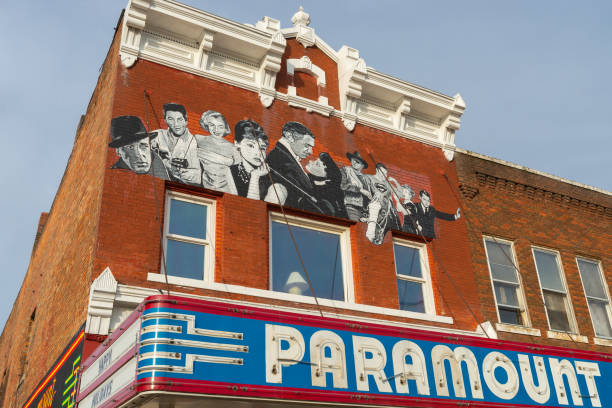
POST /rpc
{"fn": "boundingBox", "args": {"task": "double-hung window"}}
[162,192,215,282]
[393,239,434,314]
[483,237,528,325]
[269,213,353,302]
[532,248,576,333]
[577,258,612,338]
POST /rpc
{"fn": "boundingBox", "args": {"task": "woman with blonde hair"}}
[194,110,239,192]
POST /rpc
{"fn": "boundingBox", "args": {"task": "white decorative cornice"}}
[258,30,286,108]
[120,0,465,153]
[287,88,334,117]
[255,16,281,33]
[337,46,367,132]
[85,267,118,335]
[120,0,150,67]
[440,94,466,161]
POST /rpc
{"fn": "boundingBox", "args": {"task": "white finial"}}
[291,6,310,27]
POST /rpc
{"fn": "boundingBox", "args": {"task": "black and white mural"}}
[109,103,461,245]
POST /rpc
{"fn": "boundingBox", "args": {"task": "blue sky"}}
[0,1,610,332]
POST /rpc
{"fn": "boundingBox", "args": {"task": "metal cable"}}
[257,141,325,318]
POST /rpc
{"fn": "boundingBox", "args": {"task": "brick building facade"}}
[1,2,610,408]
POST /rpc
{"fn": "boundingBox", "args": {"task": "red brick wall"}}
[95,52,481,332]
[276,38,341,109]
[0,26,121,407]
[455,151,612,352]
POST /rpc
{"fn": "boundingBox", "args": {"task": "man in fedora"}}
[340,150,372,221]
[109,115,169,180]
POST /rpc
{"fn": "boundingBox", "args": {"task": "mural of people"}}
[151,103,201,185]
[396,184,418,235]
[227,119,277,202]
[195,110,239,192]
[108,116,169,179]
[109,109,462,245]
[305,152,347,218]
[340,151,371,222]
[266,122,324,213]
[415,189,461,238]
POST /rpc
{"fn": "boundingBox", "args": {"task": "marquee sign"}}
[77,295,611,408]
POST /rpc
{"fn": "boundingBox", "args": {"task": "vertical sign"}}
[23,325,85,408]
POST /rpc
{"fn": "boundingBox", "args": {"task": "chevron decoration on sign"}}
[137,309,248,377]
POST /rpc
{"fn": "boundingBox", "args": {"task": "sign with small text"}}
[23,325,84,408]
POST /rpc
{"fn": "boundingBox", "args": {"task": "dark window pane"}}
[169,199,207,239]
[589,300,612,338]
[494,282,520,307]
[534,250,564,292]
[397,280,425,313]
[271,221,344,301]
[394,245,422,278]
[543,290,571,332]
[578,259,606,299]
[165,239,205,280]
[499,307,522,325]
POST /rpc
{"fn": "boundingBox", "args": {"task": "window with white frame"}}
[532,248,576,333]
[483,237,528,326]
[577,258,612,338]
[269,213,353,302]
[393,239,434,314]
[162,192,215,281]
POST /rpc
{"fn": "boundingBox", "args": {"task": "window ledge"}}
[546,330,588,343]
[147,273,453,325]
[495,323,541,337]
[593,337,612,347]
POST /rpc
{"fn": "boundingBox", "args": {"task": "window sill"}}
[147,273,453,325]
[495,323,541,337]
[593,337,612,347]
[546,330,588,343]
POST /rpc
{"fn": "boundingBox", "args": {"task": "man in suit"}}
[415,190,460,238]
[266,122,324,213]
[109,115,169,180]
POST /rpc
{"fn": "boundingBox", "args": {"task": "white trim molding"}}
[146,273,454,325]
[86,267,118,335]
[495,323,541,337]
[593,337,612,347]
[119,1,465,155]
[546,330,588,344]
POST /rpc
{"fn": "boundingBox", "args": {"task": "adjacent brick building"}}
[1,2,610,408]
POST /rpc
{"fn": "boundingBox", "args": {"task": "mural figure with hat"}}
[151,103,201,185]
[195,110,240,193]
[340,151,372,221]
[108,116,169,179]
